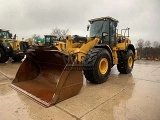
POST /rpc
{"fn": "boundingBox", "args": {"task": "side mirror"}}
[102,32,108,37]
[87,25,90,31]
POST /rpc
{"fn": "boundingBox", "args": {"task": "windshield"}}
[90,20,108,38]
[0,31,10,39]
[45,37,51,42]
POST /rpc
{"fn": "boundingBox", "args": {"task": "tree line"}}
[136,39,160,60]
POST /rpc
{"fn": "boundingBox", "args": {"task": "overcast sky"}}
[0,0,160,45]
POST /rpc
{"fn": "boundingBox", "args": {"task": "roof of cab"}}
[0,29,10,32]
[44,35,57,37]
[89,16,119,23]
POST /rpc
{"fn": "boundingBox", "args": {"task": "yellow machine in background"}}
[0,29,29,62]
[44,35,65,51]
[11,17,137,107]
[26,35,66,51]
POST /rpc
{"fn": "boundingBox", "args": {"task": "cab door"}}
[109,21,116,46]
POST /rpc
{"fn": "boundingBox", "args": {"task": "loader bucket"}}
[10,49,83,107]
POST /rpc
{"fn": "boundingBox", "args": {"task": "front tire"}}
[83,48,111,84]
[0,48,9,63]
[117,50,134,74]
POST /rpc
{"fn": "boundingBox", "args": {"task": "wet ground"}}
[0,60,160,120]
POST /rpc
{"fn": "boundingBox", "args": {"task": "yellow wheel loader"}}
[0,29,29,62]
[10,17,137,107]
[31,35,65,51]
[44,35,65,51]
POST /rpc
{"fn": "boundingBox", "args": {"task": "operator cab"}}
[88,17,118,46]
[0,29,12,39]
[44,35,57,46]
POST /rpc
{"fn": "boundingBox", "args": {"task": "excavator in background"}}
[10,16,137,107]
[0,29,29,63]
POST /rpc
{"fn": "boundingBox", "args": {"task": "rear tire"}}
[83,48,111,84]
[0,48,9,63]
[117,50,134,74]
[12,56,24,61]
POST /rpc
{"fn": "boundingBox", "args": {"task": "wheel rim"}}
[128,56,133,67]
[99,58,108,74]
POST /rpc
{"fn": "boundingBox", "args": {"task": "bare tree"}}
[32,34,41,39]
[152,41,159,48]
[137,39,144,49]
[136,39,144,58]
[51,27,69,40]
[136,39,160,60]
[144,40,151,48]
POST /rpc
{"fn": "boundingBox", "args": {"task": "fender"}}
[94,44,112,56]
[94,44,113,63]
[126,44,135,55]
